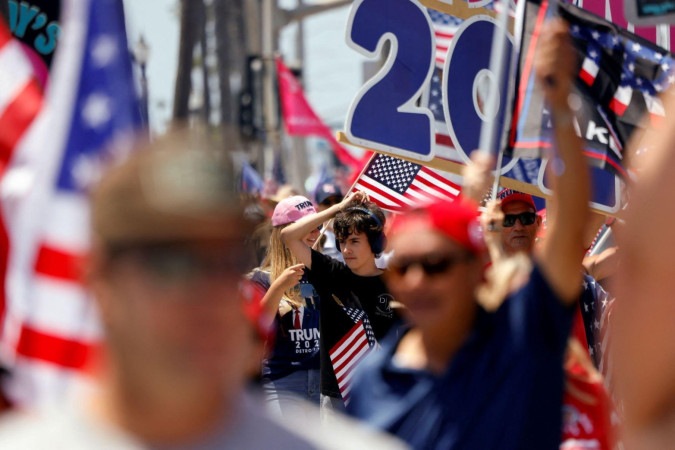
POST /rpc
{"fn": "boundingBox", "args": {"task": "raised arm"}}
[281,191,368,268]
[259,263,305,325]
[461,151,495,204]
[480,200,507,264]
[533,18,590,304]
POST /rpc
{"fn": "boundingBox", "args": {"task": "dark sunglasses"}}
[108,241,249,281]
[389,253,473,278]
[502,212,537,228]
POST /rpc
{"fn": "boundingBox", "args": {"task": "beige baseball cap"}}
[90,130,247,246]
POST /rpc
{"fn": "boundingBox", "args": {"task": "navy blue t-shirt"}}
[249,269,320,381]
[347,264,574,450]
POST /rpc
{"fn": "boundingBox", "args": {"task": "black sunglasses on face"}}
[389,253,473,278]
[108,242,248,281]
[502,212,537,228]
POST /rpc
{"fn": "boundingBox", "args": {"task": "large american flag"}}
[0,0,142,407]
[508,0,675,179]
[328,305,376,404]
[0,12,44,400]
[0,24,43,173]
[352,153,461,213]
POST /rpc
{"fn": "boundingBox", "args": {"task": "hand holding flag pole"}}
[312,160,375,250]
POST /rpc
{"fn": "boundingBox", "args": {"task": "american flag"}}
[0,12,44,400]
[508,0,675,179]
[0,0,142,406]
[0,24,43,173]
[579,276,612,366]
[427,9,463,68]
[239,161,264,194]
[598,297,616,391]
[352,153,461,213]
[329,305,376,404]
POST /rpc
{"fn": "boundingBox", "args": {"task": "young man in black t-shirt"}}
[281,191,399,414]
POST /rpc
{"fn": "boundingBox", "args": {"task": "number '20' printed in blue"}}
[345,0,436,161]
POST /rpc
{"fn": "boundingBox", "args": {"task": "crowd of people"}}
[0,16,670,450]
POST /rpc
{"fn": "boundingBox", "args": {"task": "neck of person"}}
[90,359,234,445]
[397,308,477,375]
[351,259,382,277]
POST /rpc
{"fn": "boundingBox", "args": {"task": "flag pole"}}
[589,226,613,256]
[477,0,515,201]
[312,151,375,250]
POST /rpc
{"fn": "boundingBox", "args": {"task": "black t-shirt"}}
[307,250,399,398]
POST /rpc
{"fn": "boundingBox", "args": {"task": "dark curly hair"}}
[334,201,386,256]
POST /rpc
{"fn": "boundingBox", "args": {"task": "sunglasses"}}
[502,212,537,228]
[108,241,249,282]
[389,253,473,278]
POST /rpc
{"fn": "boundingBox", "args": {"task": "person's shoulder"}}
[240,390,409,449]
[310,249,348,275]
[247,267,271,286]
[0,406,143,449]
[275,402,409,449]
[352,270,388,289]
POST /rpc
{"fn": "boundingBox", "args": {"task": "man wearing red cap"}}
[496,188,542,255]
[346,19,590,449]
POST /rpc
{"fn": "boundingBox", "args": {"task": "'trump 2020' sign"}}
[342,0,674,214]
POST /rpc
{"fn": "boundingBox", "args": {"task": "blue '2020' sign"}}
[343,0,621,213]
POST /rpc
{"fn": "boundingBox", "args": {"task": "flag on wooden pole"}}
[0,0,143,407]
[351,153,461,213]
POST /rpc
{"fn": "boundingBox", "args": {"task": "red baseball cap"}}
[391,199,485,255]
[497,188,536,211]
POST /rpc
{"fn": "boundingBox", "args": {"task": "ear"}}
[375,235,388,257]
[84,242,115,325]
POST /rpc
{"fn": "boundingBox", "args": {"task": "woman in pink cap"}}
[248,195,322,415]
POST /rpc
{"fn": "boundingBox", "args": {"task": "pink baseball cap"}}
[272,195,317,226]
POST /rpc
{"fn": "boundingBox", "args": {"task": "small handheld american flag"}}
[329,303,377,405]
[351,153,460,213]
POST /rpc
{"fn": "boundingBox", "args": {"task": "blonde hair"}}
[261,225,305,308]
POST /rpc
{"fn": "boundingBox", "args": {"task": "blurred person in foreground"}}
[477,194,616,450]
[612,51,675,449]
[0,131,405,449]
[346,19,590,449]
